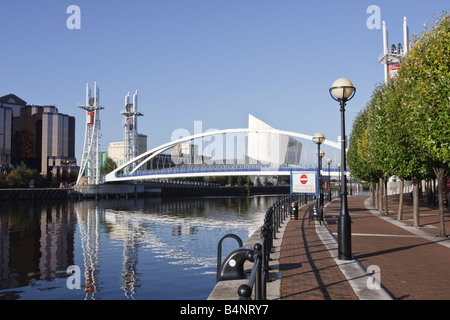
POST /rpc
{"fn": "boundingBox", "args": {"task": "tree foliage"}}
[347,12,450,236]
[100,157,117,175]
[7,162,41,187]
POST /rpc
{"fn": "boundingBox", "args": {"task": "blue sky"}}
[1,0,448,162]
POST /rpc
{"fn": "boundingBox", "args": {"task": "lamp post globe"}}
[312,132,325,145]
[330,78,355,261]
[330,78,356,102]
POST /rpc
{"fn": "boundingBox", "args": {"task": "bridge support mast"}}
[77,82,104,185]
[121,91,143,172]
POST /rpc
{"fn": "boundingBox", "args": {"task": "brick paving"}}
[279,204,358,300]
[279,194,450,300]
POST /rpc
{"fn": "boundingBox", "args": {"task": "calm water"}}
[0,195,281,300]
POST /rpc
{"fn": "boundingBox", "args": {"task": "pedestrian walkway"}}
[279,195,450,300]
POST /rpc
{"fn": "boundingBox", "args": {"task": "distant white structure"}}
[77,82,103,185]
[379,17,409,82]
[107,135,147,167]
[247,114,302,166]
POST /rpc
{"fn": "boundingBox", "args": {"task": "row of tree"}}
[347,12,449,237]
[1,162,79,188]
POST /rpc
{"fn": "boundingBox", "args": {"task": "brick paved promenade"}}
[279,194,450,300]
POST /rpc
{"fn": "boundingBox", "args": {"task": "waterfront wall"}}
[0,188,69,200]
[0,184,290,200]
[149,183,290,197]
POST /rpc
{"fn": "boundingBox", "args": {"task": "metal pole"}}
[318,144,323,221]
[338,99,352,260]
[328,162,332,202]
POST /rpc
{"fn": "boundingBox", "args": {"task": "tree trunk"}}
[369,182,374,206]
[397,178,404,220]
[433,167,447,238]
[384,177,389,215]
[412,179,420,227]
[378,177,384,213]
[374,182,379,209]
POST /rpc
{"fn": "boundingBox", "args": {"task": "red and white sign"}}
[300,174,308,185]
[292,172,316,193]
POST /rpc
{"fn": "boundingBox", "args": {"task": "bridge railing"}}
[116,163,324,178]
[216,193,315,300]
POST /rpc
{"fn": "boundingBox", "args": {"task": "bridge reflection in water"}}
[74,196,282,300]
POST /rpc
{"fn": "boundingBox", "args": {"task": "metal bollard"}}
[291,201,298,220]
[217,247,254,281]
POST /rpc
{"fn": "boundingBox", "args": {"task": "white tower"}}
[77,82,104,185]
[379,17,409,82]
[121,90,143,170]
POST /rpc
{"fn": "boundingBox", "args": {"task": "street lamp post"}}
[327,158,332,202]
[338,163,341,191]
[319,150,325,209]
[329,78,356,261]
[312,132,325,222]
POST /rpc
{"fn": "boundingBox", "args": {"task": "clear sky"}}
[1,0,448,163]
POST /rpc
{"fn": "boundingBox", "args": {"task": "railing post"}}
[277,201,282,228]
[261,225,270,299]
[253,243,263,300]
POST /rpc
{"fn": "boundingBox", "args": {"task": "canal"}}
[0,195,283,300]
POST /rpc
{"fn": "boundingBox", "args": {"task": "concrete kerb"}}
[207,206,291,300]
[316,200,393,300]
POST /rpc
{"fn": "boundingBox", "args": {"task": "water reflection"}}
[0,201,76,299]
[75,203,101,299]
[0,195,279,300]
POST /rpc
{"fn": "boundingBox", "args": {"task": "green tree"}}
[7,162,41,187]
[382,75,432,221]
[366,84,394,214]
[399,12,450,236]
[348,107,378,204]
[349,12,450,234]
[245,176,252,194]
[100,157,117,175]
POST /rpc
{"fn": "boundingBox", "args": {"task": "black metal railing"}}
[216,193,315,300]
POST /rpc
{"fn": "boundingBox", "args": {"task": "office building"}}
[11,103,77,179]
[0,94,27,170]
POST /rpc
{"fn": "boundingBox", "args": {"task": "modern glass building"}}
[0,93,78,181]
[0,94,26,171]
[12,104,77,180]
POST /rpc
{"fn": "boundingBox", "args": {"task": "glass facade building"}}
[0,94,78,181]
